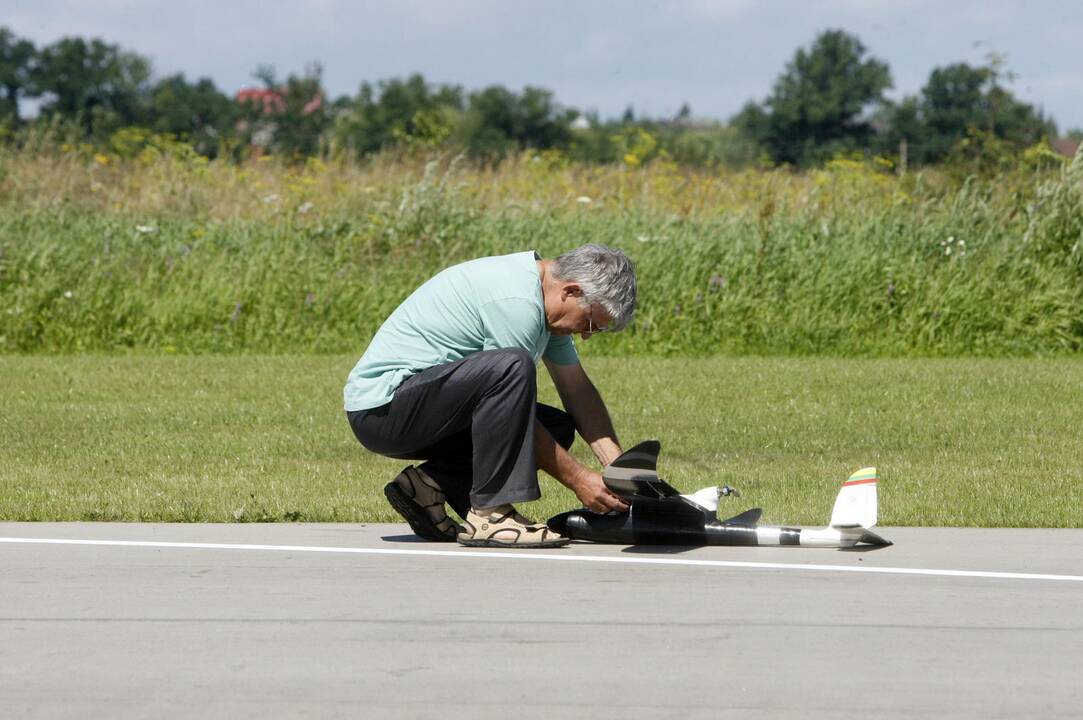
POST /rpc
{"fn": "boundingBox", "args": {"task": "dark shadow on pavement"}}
[380,534,430,543]
[838,544,894,553]
[620,544,701,555]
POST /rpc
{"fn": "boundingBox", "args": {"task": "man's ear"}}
[560,283,584,300]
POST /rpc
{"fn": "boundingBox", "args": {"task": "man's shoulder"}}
[455,250,537,275]
[452,251,541,301]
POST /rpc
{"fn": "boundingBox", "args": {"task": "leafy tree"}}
[0,27,36,123]
[236,63,329,159]
[985,89,1056,147]
[332,74,464,157]
[149,74,236,156]
[886,60,1056,165]
[738,29,892,166]
[33,36,152,136]
[732,100,770,149]
[916,63,992,162]
[458,85,576,159]
[871,95,921,158]
[271,65,329,158]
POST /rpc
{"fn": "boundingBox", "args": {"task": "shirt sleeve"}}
[478,298,546,353]
[543,334,579,365]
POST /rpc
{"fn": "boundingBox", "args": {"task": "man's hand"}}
[572,470,629,514]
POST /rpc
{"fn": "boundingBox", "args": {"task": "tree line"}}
[0,26,1071,167]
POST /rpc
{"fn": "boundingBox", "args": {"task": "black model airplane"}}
[548,440,892,548]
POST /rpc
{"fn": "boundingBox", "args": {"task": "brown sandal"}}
[457,505,569,548]
[384,467,459,542]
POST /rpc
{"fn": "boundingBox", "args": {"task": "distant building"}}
[235,88,286,115]
[234,87,323,153]
[1051,137,1081,158]
[302,95,323,115]
[234,88,322,116]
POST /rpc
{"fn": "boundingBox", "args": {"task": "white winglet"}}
[681,486,721,513]
[829,467,878,529]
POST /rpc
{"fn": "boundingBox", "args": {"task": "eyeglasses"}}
[587,305,613,334]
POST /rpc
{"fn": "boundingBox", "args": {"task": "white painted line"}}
[2,536,1082,583]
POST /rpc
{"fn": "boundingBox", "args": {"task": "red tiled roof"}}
[235,88,286,114]
[1051,138,1081,158]
[235,88,323,116]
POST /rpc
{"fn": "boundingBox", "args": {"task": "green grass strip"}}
[2,355,1081,528]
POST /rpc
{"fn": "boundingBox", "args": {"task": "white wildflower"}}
[63,290,74,298]
[298,201,315,214]
[576,196,592,204]
[135,225,157,234]
[262,194,280,204]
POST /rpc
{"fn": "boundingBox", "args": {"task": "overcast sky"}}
[4,0,1081,130]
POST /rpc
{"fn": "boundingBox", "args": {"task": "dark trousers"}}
[347,348,576,517]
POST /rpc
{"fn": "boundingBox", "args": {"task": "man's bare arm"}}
[535,359,628,512]
[543,359,622,466]
[534,420,628,513]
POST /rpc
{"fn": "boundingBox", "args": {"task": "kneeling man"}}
[344,244,635,548]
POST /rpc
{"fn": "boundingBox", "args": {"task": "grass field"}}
[3,148,1082,356]
[3,354,1081,528]
[3,148,1081,529]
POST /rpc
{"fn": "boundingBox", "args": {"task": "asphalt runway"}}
[2,523,1082,719]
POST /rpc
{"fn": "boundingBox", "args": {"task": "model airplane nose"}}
[546,512,571,534]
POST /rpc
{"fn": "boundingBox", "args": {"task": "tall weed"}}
[1,147,1080,355]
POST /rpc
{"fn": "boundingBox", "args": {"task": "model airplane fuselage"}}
[547,441,891,548]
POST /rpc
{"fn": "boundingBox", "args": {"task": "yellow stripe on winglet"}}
[848,467,878,482]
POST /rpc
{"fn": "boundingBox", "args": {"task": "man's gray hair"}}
[551,244,637,331]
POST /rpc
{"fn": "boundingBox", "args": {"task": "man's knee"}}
[551,420,575,450]
[485,348,536,385]
[538,403,575,450]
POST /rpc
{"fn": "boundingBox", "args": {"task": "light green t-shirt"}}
[343,251,579,411]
